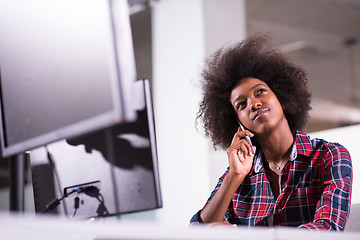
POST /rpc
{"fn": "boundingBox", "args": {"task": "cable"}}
[42,189,76,213]
[43,184,110,217]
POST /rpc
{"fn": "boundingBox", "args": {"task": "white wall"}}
[204,0,246,56]
[151,0,209,226]
[150,0,246,226]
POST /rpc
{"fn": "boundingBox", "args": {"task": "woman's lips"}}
[252,108,270,121]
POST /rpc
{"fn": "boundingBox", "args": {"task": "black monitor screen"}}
[0,0,136,157]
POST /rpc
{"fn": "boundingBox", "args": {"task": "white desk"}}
[0,212,359,240]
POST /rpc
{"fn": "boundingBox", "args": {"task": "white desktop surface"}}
[0,212,359,240]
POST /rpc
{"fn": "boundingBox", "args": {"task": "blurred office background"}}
[0,0,359,227]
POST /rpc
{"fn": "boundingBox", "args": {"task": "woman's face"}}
[230,77,287,134]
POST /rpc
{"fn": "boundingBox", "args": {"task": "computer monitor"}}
[0,0,137,158]
[30,79,162,219]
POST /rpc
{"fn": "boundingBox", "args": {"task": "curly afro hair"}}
[196,33,312,150]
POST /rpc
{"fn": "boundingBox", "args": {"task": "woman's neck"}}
[256,122,294,164]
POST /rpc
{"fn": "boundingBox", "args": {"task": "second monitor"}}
[30,79,162,219]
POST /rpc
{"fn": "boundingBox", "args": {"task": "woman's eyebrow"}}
[250,83,267,90]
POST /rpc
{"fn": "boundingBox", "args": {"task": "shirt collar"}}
[294,130,314,157]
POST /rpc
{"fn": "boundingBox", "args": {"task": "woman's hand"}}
[199,127,256,224]
[226,127,256,180]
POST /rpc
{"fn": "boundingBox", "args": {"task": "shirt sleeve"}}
[189,169,235,225]
[298,144,352,231]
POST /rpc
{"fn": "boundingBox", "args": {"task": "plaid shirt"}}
[190,131,352,231]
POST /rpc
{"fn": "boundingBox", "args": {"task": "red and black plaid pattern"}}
[190,131,352,231]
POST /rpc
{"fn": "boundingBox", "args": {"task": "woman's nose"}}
[250,98,262,111]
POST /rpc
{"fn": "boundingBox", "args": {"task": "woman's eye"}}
[236,101,247,110]
[256,88,266,96]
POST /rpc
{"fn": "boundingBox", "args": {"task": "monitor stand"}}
[9,153,25,212]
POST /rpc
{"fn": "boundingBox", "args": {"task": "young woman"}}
[190,34,352,231]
